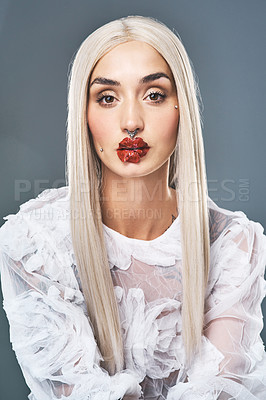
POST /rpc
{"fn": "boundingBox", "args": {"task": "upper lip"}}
[116,137,150,150]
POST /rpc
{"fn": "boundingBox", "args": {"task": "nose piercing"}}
[126,129,139,139]
[125,106,177,140]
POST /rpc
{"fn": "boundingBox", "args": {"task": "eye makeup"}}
[95,89,167,107]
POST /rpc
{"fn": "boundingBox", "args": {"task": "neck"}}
[100,162,178,240]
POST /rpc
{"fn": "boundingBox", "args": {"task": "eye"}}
[145,90,166,104]
[96,93,117,107]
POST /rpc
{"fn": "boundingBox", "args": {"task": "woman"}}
[0,15,265,400]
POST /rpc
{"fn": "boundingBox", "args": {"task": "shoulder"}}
[1,185,70,224]
[18,185,70,215]
[208,196,266,264]
[208,196,247,245]
[207,196,265,247]
[207,197,266,296]
[0,186,83,303]
[0,186,71,261]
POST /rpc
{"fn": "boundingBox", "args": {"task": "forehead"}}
[90,40,173,80]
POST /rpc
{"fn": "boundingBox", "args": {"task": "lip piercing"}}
[175,105,178,109]
[126,129,139,139]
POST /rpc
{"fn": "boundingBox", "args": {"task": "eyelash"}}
[95,90,166,107]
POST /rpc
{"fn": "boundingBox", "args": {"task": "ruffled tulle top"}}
[0,186,265,400]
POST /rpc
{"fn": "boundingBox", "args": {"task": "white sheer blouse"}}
[0,186,265,400]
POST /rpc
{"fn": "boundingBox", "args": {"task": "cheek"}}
[87,107,110,144]
[153,110,179,143]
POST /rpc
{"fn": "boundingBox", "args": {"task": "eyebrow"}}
[89,72,171,88]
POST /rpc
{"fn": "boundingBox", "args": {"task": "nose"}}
[120,99,144,137]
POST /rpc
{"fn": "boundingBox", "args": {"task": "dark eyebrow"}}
[89,72,171,88]
[141,72,171,84]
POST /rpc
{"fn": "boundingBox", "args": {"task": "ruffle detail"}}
[1,186,266,400]
[186,336,224,380]
[115,286,185,382]
[103,217,182,270]
[205,216,266,324]
[19,186,70,213]
[3,288,141,400]
[0,187,81,303]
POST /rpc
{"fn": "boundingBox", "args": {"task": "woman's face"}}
[87,40,179,178]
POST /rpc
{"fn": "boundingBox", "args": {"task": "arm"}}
[167,218,266,400]
[0,213,141,400]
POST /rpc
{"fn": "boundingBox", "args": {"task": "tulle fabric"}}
[0,186,265,400]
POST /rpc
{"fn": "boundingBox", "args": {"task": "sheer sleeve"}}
[167,217,266,400]
[0,211,141,400]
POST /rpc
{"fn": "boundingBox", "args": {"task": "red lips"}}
[116,137,150,163]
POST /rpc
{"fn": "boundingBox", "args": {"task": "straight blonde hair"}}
[66,15,210,374]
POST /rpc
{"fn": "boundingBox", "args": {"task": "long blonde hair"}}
[66,15,210,374]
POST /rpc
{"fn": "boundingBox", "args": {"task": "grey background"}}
[0,0,265,399]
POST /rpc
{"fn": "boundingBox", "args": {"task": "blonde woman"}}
[0,15,265,400]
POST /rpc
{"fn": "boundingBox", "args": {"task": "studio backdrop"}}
[0,1,265,399]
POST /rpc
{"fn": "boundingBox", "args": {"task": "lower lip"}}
[116,147,150,163]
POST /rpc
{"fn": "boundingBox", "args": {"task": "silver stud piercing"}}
[126,129,139,139]
[100,148,103,152]
[174,105,178,109]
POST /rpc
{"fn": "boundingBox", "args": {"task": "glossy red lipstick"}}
[116,137,150,163]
